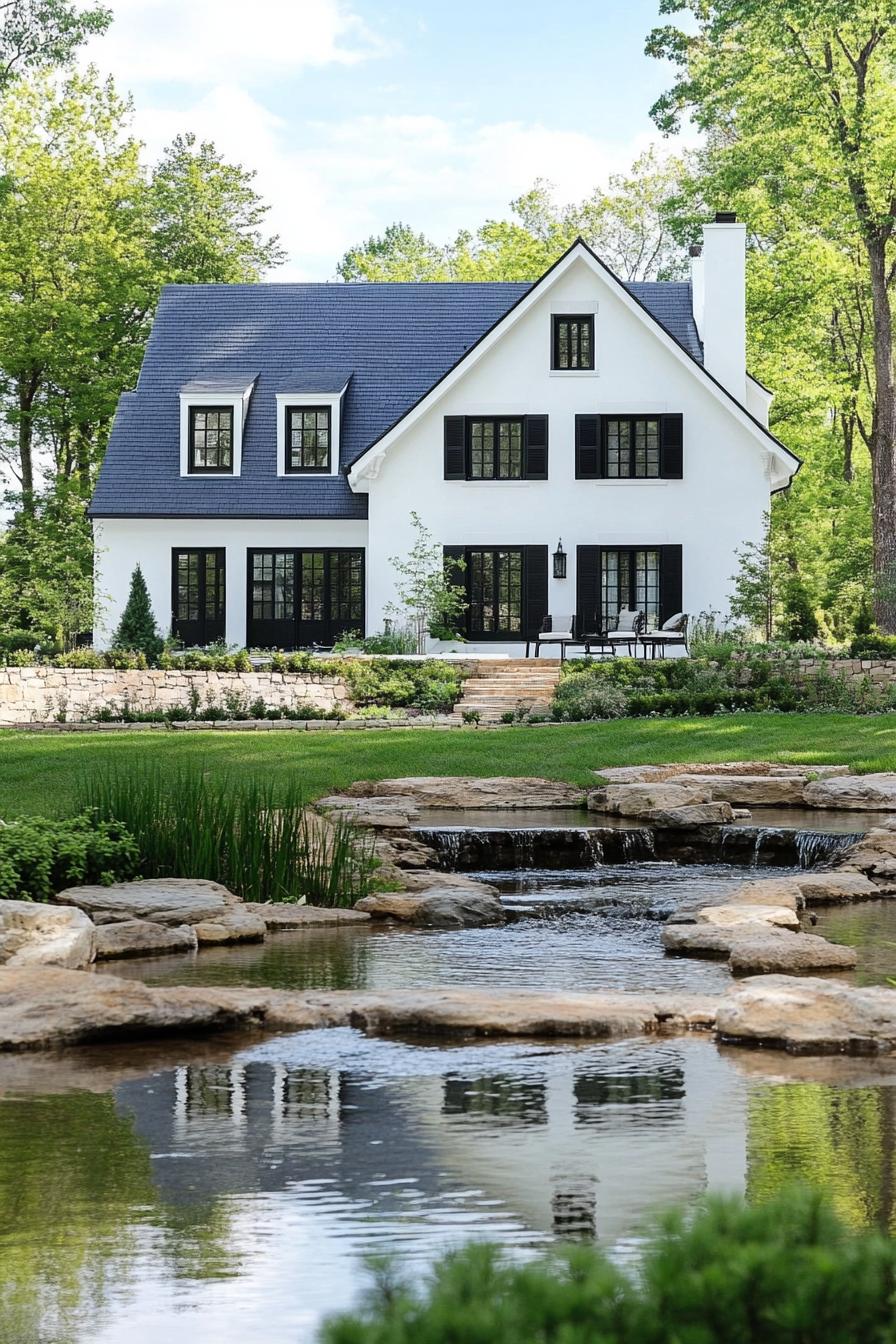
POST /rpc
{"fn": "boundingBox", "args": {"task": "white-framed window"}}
[276,387,346,478]
[179,382,254,478]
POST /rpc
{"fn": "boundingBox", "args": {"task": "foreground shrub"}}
[850,634,896,659]
[80,764,376,906]
[0,812,140,901]
[341,659,467,712]
[322,1188,896,1344]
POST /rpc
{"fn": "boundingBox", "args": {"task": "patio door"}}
[246,549,364,649]
[445,545,548,641]
[576,545,682,633]
[171,549,226,646]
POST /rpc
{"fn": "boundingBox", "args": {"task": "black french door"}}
[246,549,364,649]
[445,545,548,641]
[171,549,226,646]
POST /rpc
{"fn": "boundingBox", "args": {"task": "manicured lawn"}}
[2,713,896,818]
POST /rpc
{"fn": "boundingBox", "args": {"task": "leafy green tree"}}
[0,482,95,647]
[149,133,285,284]
[386,512,467,653]
[729,513,784,641]
[0,0,110,89]
[112,564,162,660]
[647,0,896,630]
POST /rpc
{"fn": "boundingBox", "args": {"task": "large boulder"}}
[95,920,197,960]
[54,878,235,926]
[728,933,857,975]
[836,827,896,889]
[343,777,585,809]
[0,900,95,969]
[355,885,507,927]
[804,772,896,810]
[589,782,710,817]
[716,975,896,1053]
[641,802,735,827]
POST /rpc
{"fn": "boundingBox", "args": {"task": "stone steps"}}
[454,661,563,722]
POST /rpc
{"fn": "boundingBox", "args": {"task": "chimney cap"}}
[689,244,703,257]
[714,210,738,223]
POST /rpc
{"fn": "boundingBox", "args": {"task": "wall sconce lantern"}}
[553,539,567,580]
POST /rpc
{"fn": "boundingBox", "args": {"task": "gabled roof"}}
[89,251,780,519]
[347,238,799,490]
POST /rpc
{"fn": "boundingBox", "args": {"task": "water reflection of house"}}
[115,1038,748,1246]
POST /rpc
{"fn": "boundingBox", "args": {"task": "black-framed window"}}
[470,419,523,479]
[286,406,331,473]
[445,545,548,642]
[601,548,661,628]
[552,314,594,370]
[444,415,548,481]
[606,417,660,478]
[251,551,295,622]
[189,406,233,473]
[171,549,226,645]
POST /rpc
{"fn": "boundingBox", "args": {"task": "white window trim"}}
[276,387,347,478]
[179,388,251,478]
[549,303,599,377]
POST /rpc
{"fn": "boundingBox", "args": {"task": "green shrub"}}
[342,659,467,711]
[80,764,376,906]
[333,629,418,655]
[0,811,140,901]
[112,565,164,662]
[552,677,629,721]
[322,1188,896,1344]
[850,634,896,658]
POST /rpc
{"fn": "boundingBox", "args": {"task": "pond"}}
[8,851,896,1342]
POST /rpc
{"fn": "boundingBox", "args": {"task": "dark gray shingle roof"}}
[90,277,702,518]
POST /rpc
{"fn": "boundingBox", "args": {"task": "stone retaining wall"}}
[735,655,896,686]
[0,666,350,725]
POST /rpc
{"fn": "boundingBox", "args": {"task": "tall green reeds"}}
[79,763,375,907]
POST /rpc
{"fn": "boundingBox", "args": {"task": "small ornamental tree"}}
[729,513,782,642]
[112,565,163,661]
[386,513,467,654]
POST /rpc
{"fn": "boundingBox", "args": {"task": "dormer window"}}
[189,406,234,473]
[285,406,331,473]
[552,314,594,370]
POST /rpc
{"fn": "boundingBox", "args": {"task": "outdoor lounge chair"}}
[529,615,576,659]
[605,609,645,656]
[641,612,690,658]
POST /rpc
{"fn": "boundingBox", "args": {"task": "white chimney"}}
[690,212,746,402]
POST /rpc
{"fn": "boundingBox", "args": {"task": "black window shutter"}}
[442,546,467,622]
[576,545,603,633]
[524,415,548,479]
[444,417,466,479]
[575,415,602,478]
[659,545,683,623]
[660,414,683,478]
[523,546,549,640]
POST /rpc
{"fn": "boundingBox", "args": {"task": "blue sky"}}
[83,0,691,278]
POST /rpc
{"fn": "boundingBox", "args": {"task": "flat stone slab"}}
[194,911,266,946]
[54,879,235,927]
[804,773,896,810]
[641,802,735,827]
[663,921,776,959]
[243,904,372,931]
[588,782,710,817]
[343,776,585,809]
[0,899,95,970]
[95,920,198,960]
[796,872,880,904]
[595,762,849,784]
[716,975,896,1054]
[696,903,800,930]
[674,774,808,806]
[728,933,857,975]
[317,795,421,828]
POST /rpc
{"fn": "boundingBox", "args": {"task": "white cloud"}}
[83,0,384,86]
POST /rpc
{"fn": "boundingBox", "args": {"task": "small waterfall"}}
[418,828,465,871]
[507,829,536,868]
[794,829,864,869]
[616,828,656,862]
[583,830,605,867]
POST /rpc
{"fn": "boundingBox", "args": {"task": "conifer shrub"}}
[111,565,164,662]
[322,1189,896,1344]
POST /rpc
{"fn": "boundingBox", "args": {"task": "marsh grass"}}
[80,762,376,906]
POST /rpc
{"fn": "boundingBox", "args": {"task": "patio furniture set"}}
[526,611,690,661]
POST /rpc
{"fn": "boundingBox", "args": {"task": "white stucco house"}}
[90,215,799,654]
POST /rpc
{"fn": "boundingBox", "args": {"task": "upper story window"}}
[552,314,594,370]
[286,406,331,473]
[606,417,660,478]
[470,418,523,479]
[189,406,234,473]
[444,415,548,481]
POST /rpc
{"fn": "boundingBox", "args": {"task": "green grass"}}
[2,713,896,818]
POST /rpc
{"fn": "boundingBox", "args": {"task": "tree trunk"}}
[868,235,896,630]
[17,375,36,509]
